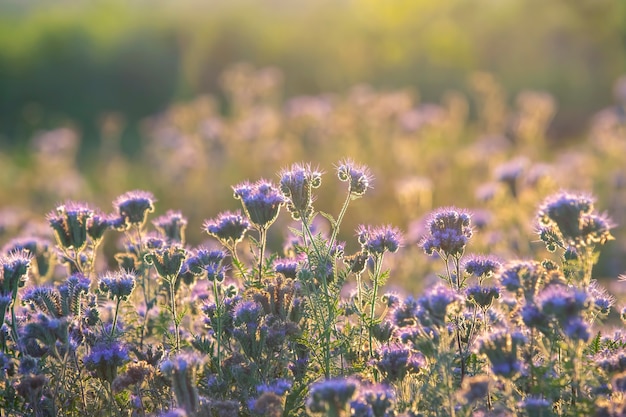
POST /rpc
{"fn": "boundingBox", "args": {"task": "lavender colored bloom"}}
[519,397,552,417]
[419,207,472,257]
[350,384,394,417]
[274,259,298,279]
[113,190,156,228]
[98,271,136,301]
[59,272,91,313]
[233,300,262,325]
[356,225,403,255]
[537,284,588,322]
[588,280,615,315]
[22,286,62,317]
[233,179,285,229]
[160,353,204,415]
[336,158,373,197]
[153,210,188,243]
[462,254,502,278]
[466,285,500,309]
[458,374,491,404]
[562,316,590,342]
[2,237,54,279]
[204,210,250,245]
[374,345,424,381]
[538,191,613,248]
[47,201,94,251]
[144,244,187,279]
[256,379,292,396]
[84,339,129,382]
[182,248,227,282]
[392,296,419,327]
[87,210,113,241]
[306,377,359,414]
[418,284,461,327]
[1,250,31,294]
[497,260,543,295]
[279,162,322,220]
[478,329,525,379]
[520,303,547,330]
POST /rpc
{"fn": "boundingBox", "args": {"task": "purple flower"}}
[497,260,543,295]
[182,248,227,283]
[306,377,360,414]
[144,244,187,279]
[1,250,31,297]
[462,254,502,278]
[350,384,394,417]
[418,284,461,326]
[2,237,54,279]
[203,210,250,245]
[336,158,373,197]
[47,201,94,251]
[537,284,588,322]
[233,179,285,229]
[87,210,113,241]
[466,285,500,309]
[279,163,322,220]
[392,296,419,327]
[98,270,136,301]
[84,339,129,382]
[419,207,472,257]
[274,259,299,279]
[256,379,292,396]
[374,345,424,381]
[153,210,188,243]
[356,225,403,255]
[233,300,262,326]
[563,316,590,342]
[478,329,525,379]
[113,190,156,228]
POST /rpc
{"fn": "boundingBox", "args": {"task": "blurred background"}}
[1,0,626,290]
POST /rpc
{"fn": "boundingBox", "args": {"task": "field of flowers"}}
[2,66,626,416]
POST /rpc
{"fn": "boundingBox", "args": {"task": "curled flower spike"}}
[420,207,472,258]
[233,179,285,230]
[462,254,502,279]
[203,210,250,245]
[153,210,187,243]
[279,162,323,221]
[98,270,136,301]
[113,190,156,229]
[336,158,373,197]
[47,202,94,251]
[356,224,403,256]
[1,250,32,298]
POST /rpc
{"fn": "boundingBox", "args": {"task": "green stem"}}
[328,192,352,251]
[168,277,180,352]
[257,226,267,284]
[368,255,384,358]
[111,298,121,337]
[212,278,223,377]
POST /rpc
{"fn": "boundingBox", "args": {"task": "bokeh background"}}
[1,0,626,291]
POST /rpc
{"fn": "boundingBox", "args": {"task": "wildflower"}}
[466,285,500,309]
[47,202,94,251]
[153,210,188,243]
[204,210,250,245]
[562,316,590,342]
[279,163,322,220]
[1,250,31,298]
[494,157,528,198]
[233,300,262,327]
[497,260,544,297]
[462,254,502,279]
[420,207,472,258]
[418,284,461,327]
[356,225,403,256]
[98,271,136,301]
[392,296,419,328]
[83,339,129,382]
[15,373,47,406]
[537,284,588,323]
[612,371,626,392]
[274,259,299,279]
[344,251,369,275]
[3,237,55,280]
[307,377,360,415]
[113,190,156,228]
[537,191,613,248]
[336,158,373,197]
[256,379,292,396]
[182,248,227,283]
[374,345,424,381]
[160,353,204,415]
[59,272,91,315]
[144,244,187,279]
[112,361,153,393]
[233,179,285,230]
[350,384,394,417]
[588,281,615,315]
[478,329,525,379]
[249,392,283,417]
[87,210,112,241]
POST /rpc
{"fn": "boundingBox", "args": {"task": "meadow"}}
[1,64,626,416]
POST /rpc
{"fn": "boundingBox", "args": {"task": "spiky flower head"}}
[153,210,188,243]
[478,329,525,379]
[203,210,250,245]
[279,163,323,220]
[144,244,187,279]
[356,224,403,256]
[84,338,129,382]
[98,270,136,301]
[497,260,545,299]
[113,190,156,228]
[466,284,500,309]
[417,284,462,327]
[181,248,227,283]
[350,384,395,417]
[3,237,55,280]
[536,284,588,323]
[306,377,360,414]
[1,250,31,298]
[420,207,472,258]
[274,258,299,279]
[537,191,613,248]
[374,345,424,381]
[233,179,285,230]
[336,158,373,198]
[47,201,94,251]
[87,210,112,241]
[462,254,502,280]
